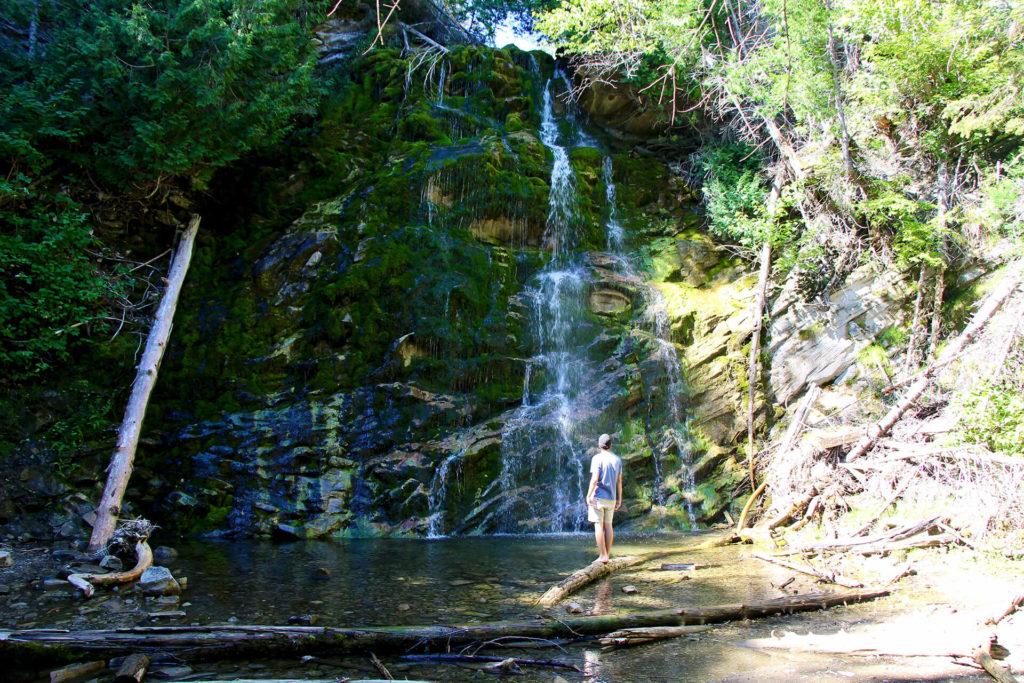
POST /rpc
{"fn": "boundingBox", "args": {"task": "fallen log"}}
[68,539,153,599]
[399,653,583,672]
[90,216,201,552]
[751,552,863,588]
[537,556,643,606]
[599,625,713,650]
[770,516,944,555]
[1,590,890,666]
[50,661,106,683]
[974,638,1017,683]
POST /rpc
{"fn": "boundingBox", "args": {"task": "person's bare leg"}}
[604,521,614,560]
[594,522,609,562]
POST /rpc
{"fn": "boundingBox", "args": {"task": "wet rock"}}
[153,546,179,564]
[153,595,181,607]
[288,614,320,625]
[566,602,584,614]
[311,567,331,580]
[99,555,123,571]
[138,566,181,597]
[273,523,302,539]
[42,577,67,589]
[397,603,411,611]
[0,550,11,568]
[149,665,193,679]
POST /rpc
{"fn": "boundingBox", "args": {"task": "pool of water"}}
[169,531,768,626]
[8,531,895,682]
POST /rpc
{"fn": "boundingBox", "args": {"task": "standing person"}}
[585,433,622,563]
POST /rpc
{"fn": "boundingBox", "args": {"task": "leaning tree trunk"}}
[89,215,201,552]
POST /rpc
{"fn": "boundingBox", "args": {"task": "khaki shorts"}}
[588,498,616,524]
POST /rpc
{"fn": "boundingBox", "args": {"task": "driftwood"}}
[974,638,1017,683]
[751,551,863,588]
[114,653,150,683]
[538,556,643,606]
[399,653,583,672]
[846,259,1022,462]
[69,522,155,598]
[68,540,152,599]
[767,483,820,530]
[770,517,946,556]
[50,661,105,683]
[1,590,889,666]
[90,216,201,552]
[599,625,713,650]
[986,594,1024,626]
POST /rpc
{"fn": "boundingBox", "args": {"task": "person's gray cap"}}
[598,433,612,448]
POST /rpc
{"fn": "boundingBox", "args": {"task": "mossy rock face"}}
[4,43,766,539]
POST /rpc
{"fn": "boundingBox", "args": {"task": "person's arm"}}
[585,469,599,507]
[614,469,623,510]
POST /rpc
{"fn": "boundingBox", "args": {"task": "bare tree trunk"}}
[903,265,928,376]
[928,268,946,362]
[825,20,853,180]
[744,167,786,489]
[746,241,772,489]
[89,216,201,552]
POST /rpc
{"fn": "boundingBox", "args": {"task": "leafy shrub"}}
[0,175,123,379]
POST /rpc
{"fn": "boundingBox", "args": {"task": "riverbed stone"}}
[99,555,123,571]
[153,546,178,564]
[138,566,181,597]
[0,550,12,568]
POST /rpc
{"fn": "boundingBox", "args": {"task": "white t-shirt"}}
[590,450,622,501]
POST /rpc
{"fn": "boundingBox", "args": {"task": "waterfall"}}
[498,73,596,532]
[600,157,696,525]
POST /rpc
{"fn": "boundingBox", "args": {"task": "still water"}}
[171,531,767,627]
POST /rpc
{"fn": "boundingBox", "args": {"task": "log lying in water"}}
[1,590,889,666]
[538,556,644,606]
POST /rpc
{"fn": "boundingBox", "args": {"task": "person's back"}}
[590,449,621,502]
[586,433,623,563]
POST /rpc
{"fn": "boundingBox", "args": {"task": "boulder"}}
[138,566,181,597]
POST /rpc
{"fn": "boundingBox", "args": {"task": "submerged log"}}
[1,590,889,666]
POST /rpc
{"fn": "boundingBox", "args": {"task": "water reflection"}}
[169,532,779,630]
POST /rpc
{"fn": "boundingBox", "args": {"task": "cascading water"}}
[498,73,597,532]
[600,158,696,524]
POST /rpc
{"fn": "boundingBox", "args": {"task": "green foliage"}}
[0,175,124,379]
[694,144,790,251]
[956,340,1024,458]
[1,0,322,186]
